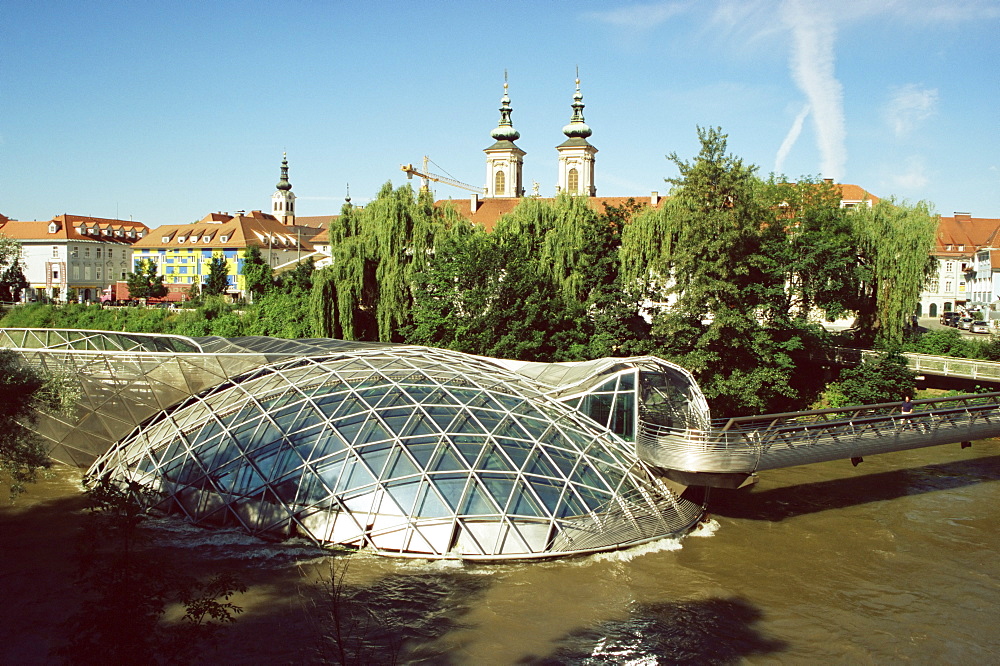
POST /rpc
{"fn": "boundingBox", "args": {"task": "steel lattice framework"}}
[1,328,710,560]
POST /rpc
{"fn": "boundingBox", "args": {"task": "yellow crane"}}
[400,156,484,195]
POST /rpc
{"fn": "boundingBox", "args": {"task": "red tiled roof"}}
[935,215,1000,255]
[434,195,665,232]
[136,213,314,252]
[0,214,148,243]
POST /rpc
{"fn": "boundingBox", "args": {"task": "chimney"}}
[955,212,972,219]
[823,178,834,184]
[470,193,479,213]
[651,191,659,206]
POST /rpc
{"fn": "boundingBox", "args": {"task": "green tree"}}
[826,351,916,407]
[0,235,29,302]
[325,183,447,342]
[621,126,800,415]
[202,254,231,297]
[760,177,860,321]
[0,350,54,497]
[125,259,167,302]
[851,199,938,346]
[241,245,272,303]
[55,476,246,664]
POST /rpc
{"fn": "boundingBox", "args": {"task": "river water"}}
[2,439,999,664]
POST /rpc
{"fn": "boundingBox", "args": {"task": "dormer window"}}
[162,236,171,243]
[177,236,187,243]
[946,245,953,251]
[958,244,965,251]
[220,235,229,243]
[115,229,123,237]
[128,230,135,238]
[48,222,58,233]
[203,235,212,243]
[190,235,199,243]
[102,228,109,236]
[77,226,86,235]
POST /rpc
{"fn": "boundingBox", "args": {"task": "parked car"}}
[942,312,960,326]
[959,317,974,330]
[971,320,991,334]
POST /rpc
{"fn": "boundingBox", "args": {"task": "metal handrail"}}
[637,393,1000,477]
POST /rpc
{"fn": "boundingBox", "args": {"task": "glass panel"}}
[333,413,368,445]
[404,441,438,469]
[377,407,411,434]
[508,481,544,517]
[495,438,533,470]
[425,406,459,431]
[460,480,497,516]
[429,473,468,510]
[523,450,560,479]
[336,455,376,492]
[480,473,515,511]
[478,444,513,472]
[529,478,562,515]
[415,483,452,518]
[400,412,437,437]
[618,372,635,391]
[384,479,421,515]
[356,443,393,479]
[386,447,420,479]
[556,489,589,518]
[431,445,467,472]
[356,419,393,446]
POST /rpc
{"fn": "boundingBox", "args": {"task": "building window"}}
[945,262,954,273]
[494,171,505,196]
[958,244,965,251]
[96,248,102,259]
[929,279,939,292]
[96,267,102,280]
[71,247,78,258]
[52,246,59,258]
[568,168,579,193]
[945,281,953,292]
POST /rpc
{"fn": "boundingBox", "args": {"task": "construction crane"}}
[400,156,484,195]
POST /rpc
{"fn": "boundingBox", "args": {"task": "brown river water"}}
[2,439,999,664]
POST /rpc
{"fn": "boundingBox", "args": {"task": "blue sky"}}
[3,0,998,227]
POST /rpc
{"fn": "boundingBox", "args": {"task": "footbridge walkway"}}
[639,392,1000,488]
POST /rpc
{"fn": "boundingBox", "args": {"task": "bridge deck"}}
[638,393,1000,487]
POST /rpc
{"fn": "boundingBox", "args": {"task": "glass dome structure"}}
[2,329,710,560]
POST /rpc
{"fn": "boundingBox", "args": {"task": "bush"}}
[825,350,916,407]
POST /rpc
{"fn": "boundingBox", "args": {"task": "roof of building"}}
[434,195,666,232]
[0,214,149,244]
[934,214,1000,258]
[134,210,314,252]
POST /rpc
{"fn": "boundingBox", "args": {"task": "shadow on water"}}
[710,453,1000,522]
[521,596,787,665]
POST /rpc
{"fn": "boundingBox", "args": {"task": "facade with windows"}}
[2,328,710,560]
[0,214,148,302]
[132,210,314,300]
[918,213,1000,319]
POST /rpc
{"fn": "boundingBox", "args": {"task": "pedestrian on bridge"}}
[901,395,915,430]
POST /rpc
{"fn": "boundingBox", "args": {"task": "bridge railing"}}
[636,392,1000,477]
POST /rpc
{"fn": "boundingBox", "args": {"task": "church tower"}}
[484,77,525,198]
[556,76,597,196]
[271,153,296,225]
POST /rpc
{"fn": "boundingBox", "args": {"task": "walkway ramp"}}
[638,393,1000,488]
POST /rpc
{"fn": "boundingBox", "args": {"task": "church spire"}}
[271,152,296,225]
[484,71,526,198]
[491,72,520,142]
[556,69,597,196]
[276,152,292,191]
[562,73,593,139]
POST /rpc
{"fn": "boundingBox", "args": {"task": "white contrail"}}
[781,0,846,181]
[774,103,811,176]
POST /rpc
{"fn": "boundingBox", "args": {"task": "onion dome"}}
[490,81,521,142]
[562,78,593,139]
[276,152,292,191]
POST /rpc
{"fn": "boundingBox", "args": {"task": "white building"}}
[918,213,1000,319]
[0,214,148,302]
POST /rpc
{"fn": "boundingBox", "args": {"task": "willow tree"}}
[406,193,600,361]
[320,183,448,342]
[851,199,938,345]
[621,126,800,416]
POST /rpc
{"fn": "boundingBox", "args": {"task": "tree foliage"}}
[851,199,938,346]
[621,126,803,415]
[825,350,916,407]
[241,245,273,302]
[125,259,168,302]
[0,350,54,497]
[202,254,230,297]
